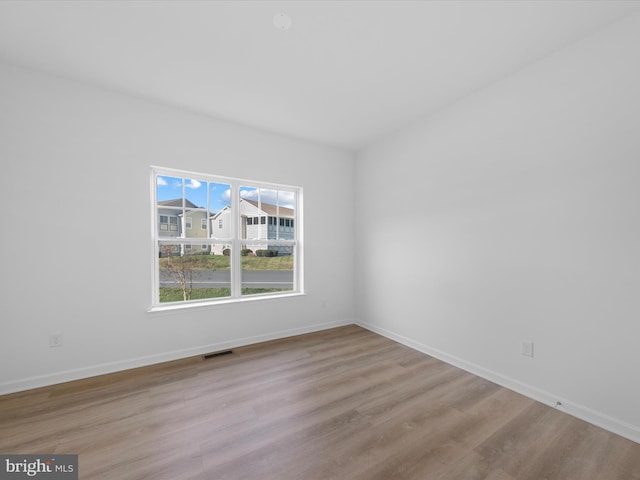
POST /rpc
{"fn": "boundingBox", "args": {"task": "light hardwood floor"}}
[1,325,639,479]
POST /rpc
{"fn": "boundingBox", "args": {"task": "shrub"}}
[241,248,253,257]
[256,249,278,257]
[222,248,231,256]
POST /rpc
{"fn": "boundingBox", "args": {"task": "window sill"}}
[147,291,306,313]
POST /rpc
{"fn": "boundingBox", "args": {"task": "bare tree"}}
[160,245,195,301]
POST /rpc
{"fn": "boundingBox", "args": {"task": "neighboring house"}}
[158,198,195,238]
[210,199,295,255]
[157,198,210,255]
[159,198,295,256]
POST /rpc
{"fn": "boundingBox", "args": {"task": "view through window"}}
[151,167,301,307]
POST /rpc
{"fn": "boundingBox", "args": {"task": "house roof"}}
[243,199,294,217]
[187,199,294,220]
[210,205,230,220]
[158,198,199,208]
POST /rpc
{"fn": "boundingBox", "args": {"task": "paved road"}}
[160,270,293,289]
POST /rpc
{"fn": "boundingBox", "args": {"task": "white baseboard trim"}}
[356,319,640,445]
[0,318,355,396]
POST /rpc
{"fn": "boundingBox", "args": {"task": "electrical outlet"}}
[521,340,534,358]
[49,333,63,348]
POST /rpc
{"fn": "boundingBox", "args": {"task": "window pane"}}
[240,186,258,241]
[156,175,183,204]
[158,243,231,303]
[210,182,231,239]
[183,178,207,209]
[157,176,183,238]
[256,189,296,241]
[276,190,296,241]
[239,186,297,242]
[183,209,208,240]
[240,244,294,296]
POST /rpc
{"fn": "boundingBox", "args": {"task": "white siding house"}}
[210,199,295,255]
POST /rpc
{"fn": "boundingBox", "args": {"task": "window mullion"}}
[151,171,160,307]
[231,182,242,298]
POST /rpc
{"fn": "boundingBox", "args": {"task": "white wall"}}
[355,13,640,442]
[0,61,355,393]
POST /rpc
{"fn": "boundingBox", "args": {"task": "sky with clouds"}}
[157,175,295,212]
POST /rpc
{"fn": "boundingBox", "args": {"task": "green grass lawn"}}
[159,288,231,302]
[159,254,293,271]
[159,287,291,302]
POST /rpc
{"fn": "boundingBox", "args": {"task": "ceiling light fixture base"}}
[273,13,292,31]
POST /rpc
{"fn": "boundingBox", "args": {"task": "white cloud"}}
[240,189,258,200]
[277,191,296,209]
[185,179,202,189]
[156,176,168,186]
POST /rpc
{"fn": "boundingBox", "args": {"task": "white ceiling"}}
[1,0,638,151]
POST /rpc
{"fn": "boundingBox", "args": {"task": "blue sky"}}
[156,175,295,212]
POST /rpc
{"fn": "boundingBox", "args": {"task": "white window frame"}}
[149,166,303,311]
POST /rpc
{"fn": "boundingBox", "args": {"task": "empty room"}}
[1,1,639,479]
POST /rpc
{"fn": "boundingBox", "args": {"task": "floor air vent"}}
[202,350,233,360]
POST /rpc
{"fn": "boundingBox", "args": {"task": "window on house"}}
[151,166,302,309]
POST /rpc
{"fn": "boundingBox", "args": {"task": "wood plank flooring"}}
[1,325,639,479]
